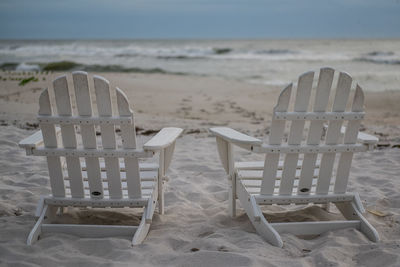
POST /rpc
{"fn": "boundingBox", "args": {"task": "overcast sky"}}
[0,0,399,39]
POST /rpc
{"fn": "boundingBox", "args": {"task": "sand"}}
[0,71,399,266]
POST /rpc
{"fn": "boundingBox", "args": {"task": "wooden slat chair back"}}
[210,67,379,247]
[38,71,146,200]
[19,71,183,245]
[261,68,364,197]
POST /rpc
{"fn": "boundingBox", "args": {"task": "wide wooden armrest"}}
[356,132,379,144]
[19,127,62,150]
[19,130,44,149]
[143,127,183,151]
[209,127,262,146]
[340,126,379,144]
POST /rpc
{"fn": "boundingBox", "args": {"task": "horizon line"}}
[1,37,400,41]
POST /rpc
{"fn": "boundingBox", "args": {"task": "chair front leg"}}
[228,173,237,217]
[158,148,165,214]
[227,143,236,217]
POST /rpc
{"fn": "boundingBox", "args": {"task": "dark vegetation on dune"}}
[256,49,295,54]
[0,61,186,75]
[213,48,232,54]
[365,51,394,56]
[19,76,38,86]
[355,58,400,65]
[0,62,18,70]
[42,61,79,71]
[355,51,400,65]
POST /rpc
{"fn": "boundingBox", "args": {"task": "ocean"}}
[1,39,399,91]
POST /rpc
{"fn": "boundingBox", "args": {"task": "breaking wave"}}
[355,51,400,65]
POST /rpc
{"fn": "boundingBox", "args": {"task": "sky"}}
[0,0,399,39]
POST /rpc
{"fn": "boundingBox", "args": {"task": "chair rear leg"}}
[228,174,237,217]
[335,201,379,242]
[132,207,151,246]
[27,204,57,245]
[132,199,156,246]
[132,188,157,245]
[158,149,165,215]
[237,181,283,247]
[158,176,164,214]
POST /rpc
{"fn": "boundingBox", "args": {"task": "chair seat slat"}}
[64,180,156,191]
[235,160,320,171]
[63,170,158,181]
[81,161,159,172]
[238,168,319,181]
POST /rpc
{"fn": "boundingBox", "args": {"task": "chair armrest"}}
[143,127,183,151]
[19,130,44,149]
[356,132,379,144]
[19,127,62,155]
[209,127,262,146]
[340,126,379,145]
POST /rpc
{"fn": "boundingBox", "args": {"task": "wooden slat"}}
[116,87,142,198]
[94,75,122,199]
[64,170,158,182]
[238,169,319,181]
[280,71,314,195]
[260,83,292,195]
[299,68,334,195]
[242,175,323,189]
[235,160,321,171]
[63,188,153,199]
[53,76,84,198]
[38,89,65,197]
[81,161,158,172]
[38,92,53,131]
[247,184,334,195]
[334,85,364,193]
[64,180,155,191]
[72,71,103,199]
[317,72,352,194]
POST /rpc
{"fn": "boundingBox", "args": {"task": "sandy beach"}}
[0,70,399,266]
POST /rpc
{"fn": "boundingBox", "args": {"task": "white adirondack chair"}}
[210,68,380,247]
[19,72,182,245]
